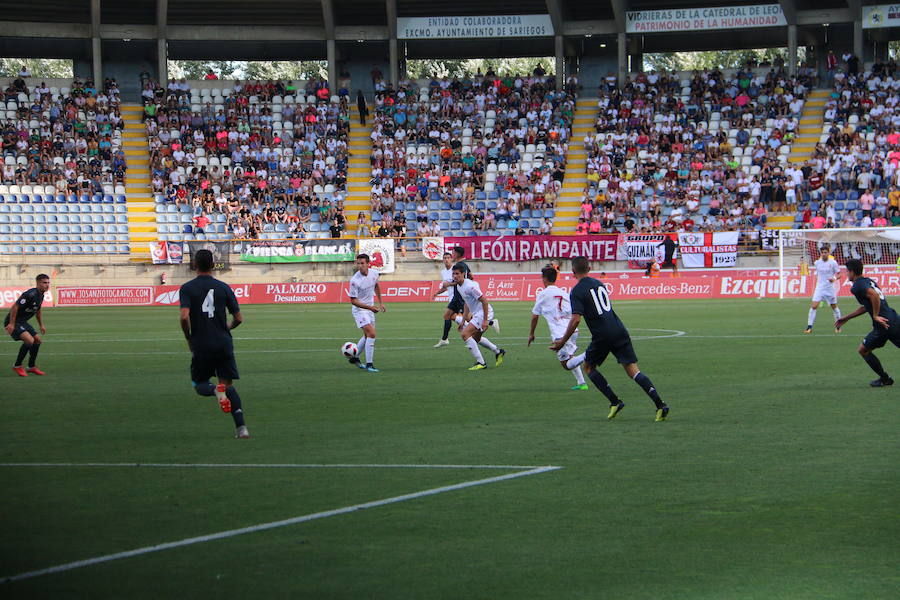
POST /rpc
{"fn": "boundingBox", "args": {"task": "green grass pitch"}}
[1,299,898,599]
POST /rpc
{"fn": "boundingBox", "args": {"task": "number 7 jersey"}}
[569,276,629,341]
[532,284,577,340]
[179,274,240,354]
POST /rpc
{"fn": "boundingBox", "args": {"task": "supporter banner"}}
[0,287,53,309]
[626,4,786,33]
[862,5,900,29]
[236,240,355,263]
[51,267,900,306]
[759,230,803,251]
[358,238,396,274]
[421,237,444,260]
[397,14,553,39]
[56,286,155,306]
[618,233,670,268]
[149,241,184,265]
[443,235,618,262]
[186,241,231,270]
[678,232,739,268]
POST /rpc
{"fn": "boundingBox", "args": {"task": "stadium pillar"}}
[787,25,798,76]
[157,0,168,82]
[327,39,337,91]
[853,20,864,62]
[617,32,627,88]
[90,0,101,84]
[389,38,399,87]
[555,35,564,89]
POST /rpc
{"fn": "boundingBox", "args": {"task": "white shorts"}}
[468,305,495,331]
[812,288,837,305]
[554,331,579,362]
[352,309,375,329]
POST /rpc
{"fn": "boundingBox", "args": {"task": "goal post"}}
[778,228,900,299]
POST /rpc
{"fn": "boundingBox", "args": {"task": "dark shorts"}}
[862,324,900,351]
[447,294,464,313]
[191,352,240,383]
[8,322,36,341]
[585,336,638,367]
[660,259,676,268]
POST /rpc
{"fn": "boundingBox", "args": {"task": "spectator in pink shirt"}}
[859,191,874,218]
[811,213,826,228]
[872,213,888,227]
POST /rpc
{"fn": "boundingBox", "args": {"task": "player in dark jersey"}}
[4,273,50,377]
[179,249,249,438]
[834,259,900,387]
[551,256,670,421]
[656,236,679,275]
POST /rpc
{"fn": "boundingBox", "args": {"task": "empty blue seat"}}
[116,195,126,203]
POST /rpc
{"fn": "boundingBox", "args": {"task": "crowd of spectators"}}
[144,77,351,239]
[576,67,813,234]
[365,66,572,238]
[1,74,126,195]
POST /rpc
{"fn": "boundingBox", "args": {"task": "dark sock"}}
[27,343,40,368]
[15,343,30,367]
[587,369,620,405]
[634,372,664,409]
[862,353,888,378]
[194,382,216,396]
[226,386,245,427]
[442,319,452,340]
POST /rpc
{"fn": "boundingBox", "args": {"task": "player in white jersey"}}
[348,253,385,372]
[805,245,843,334]
[527,266,589,390]
[451,264,505,370]
[432,252,459,348]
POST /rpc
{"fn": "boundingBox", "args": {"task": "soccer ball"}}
[341,342,358,358]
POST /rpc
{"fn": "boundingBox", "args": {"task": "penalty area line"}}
[0,462,558,470]
[0,465,561,584]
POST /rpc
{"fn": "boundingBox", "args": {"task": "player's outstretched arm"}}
[527,314,539,346]
[5,303,18,334]
[550,314,580,351]
[179,307,192,350]
[36,308,45,334]
[434,281,450,297]
[375,282,386,312]
[865,288,890,328]
[836,306,867,328]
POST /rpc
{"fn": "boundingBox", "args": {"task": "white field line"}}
[0,462,557,470]
[0,465,561,584]
[0,329,686,344]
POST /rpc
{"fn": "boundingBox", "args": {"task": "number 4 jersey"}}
[569,276,629,341]
[179,274,240,355]
[851,276,900,327]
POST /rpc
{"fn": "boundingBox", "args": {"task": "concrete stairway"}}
[788,89,830,164]
[119,103,157,260]
[553,97,596,234]
[345,104,372,234]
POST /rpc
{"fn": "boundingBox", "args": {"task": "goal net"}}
[777,228,900,298]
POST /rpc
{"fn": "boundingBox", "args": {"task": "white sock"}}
[565,353,585,370]
[466,337,485,364]
[833,307,842,321]
[478,337,499,354]
[357,335,367,356]
[365,337,375,365]
[807,308,817,328]
[572,365,585,385]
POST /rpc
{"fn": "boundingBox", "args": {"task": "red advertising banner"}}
[442,235,618,262]
[0,287,54,309]
[42,265,900,307]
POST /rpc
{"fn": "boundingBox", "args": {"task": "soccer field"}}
[1,299,897,599]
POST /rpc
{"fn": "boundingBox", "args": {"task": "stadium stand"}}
[0,76,131,254]
[144,78,352,241]
[567,67,815,234]
[366,71,572,241]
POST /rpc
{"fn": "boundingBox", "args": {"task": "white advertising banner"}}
[626,5,786,33]
[357,238,396,274]
[862,5,900,29]
[397,14,553,40]
[678,231,740,269]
